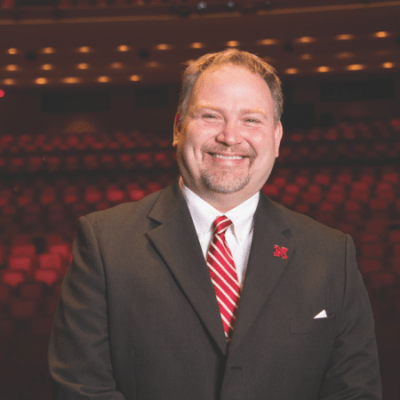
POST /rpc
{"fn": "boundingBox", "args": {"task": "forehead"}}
[189,64,273,110]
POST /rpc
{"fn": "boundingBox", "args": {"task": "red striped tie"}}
[206,216,241,340]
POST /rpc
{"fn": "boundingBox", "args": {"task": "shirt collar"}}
[180,178,260,243]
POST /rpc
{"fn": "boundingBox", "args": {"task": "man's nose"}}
[216,121,243,146]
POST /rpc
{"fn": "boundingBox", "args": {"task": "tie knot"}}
[213,216,232,236]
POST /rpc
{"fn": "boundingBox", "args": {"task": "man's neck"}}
[179,177,259,213]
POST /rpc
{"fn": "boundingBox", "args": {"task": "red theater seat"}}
[85,186,102,204]
[8,256,33,273]
[39,253,63,270]
[34,269,59,286]
[18,282,45,300]
[359,259,383,274]
[262,184,279,197]
[128,188,146,202]
[1,270,26,287]
[9,297,37,318]
[369,272,396,291]
[0,283,10,303]
[106,185,125,203]
[40,187,56,205]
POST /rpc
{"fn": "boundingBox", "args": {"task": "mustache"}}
[201,144,256,158]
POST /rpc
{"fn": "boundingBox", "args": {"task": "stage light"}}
[226,41,239,47]
[382,62,394,69]
[296,36,315,43]
[35,78,48,85]
[317,66,330,73]
[4,79,15,85]
[374,31,389,38]
[197,1,207,11]
[63,77,80,83]
[346,64,364,71]
[98,76,110,83]
[258,39,278,45]
[226,1,235,10]
[78,46,91,53]
[336,52,353,58]
[118,45,130,52]
[336,34,354,40]
[156,44,171,50]
[190,42,204,49]
[285,68,298,74]
[77,63,89,70]
[130,75,141,81]
[6,65,18,71]
[0,90,5,98]
[8,48,18,55]
[41,64,54,70]
[42,47,55,54]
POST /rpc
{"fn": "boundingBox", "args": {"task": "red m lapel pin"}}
[274,245,288,259]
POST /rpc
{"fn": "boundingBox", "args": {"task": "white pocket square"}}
[313,310,328,319]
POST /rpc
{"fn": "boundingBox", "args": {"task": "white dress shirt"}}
[180,180,259,287]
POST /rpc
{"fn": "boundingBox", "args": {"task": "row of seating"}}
[1,119,399,151]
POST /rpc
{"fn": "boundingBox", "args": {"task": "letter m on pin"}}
[274,245,288,259]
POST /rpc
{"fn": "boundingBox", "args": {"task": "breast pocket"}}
[290,315,335,334]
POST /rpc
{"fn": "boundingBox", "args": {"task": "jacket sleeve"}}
[48,216,126,400]
[318,234,382,400]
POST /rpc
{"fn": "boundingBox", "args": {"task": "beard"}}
[199,143,256,194]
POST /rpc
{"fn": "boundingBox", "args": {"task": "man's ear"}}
[172,112,180,147]
[274,121,283,158]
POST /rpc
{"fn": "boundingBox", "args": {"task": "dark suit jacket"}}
[48,181,381,400]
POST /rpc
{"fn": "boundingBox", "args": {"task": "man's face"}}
[174,64,282,202]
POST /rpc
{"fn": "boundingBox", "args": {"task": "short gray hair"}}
[177,48,283,125]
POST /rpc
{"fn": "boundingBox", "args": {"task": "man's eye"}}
[246,118,259,123]
[203,114,216,119]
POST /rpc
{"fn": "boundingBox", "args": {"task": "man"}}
[49,49,381,399]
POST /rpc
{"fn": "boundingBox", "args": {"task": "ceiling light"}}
[183,59,196,66]
[382,62,394,68]
[336,34,354,40]
[78,46,91,53]
[41,64,53,70]
[98,76,110,83]
[63,77,80,84]
[285,68,298,74]
[42,47,55,54]
[77,63,89,70]
[35,78,48,85]
[301,54,312,60]
[156,44,171,50]
[190,42,204,49]
[147,61,160,67]
[317,66,330,73]
[4,79,15,85]
[296,36,315,43]
[374,31,389,38]
[258,39,278,45]
[336,52,353,58]
[118,45,130,52]
[6,65,18,71]
[197,1,207,10]
[111,62,123,69]
[346,64,364,71]
[130,75,141,81]
[7,48,18,55]
[226,41,239,47]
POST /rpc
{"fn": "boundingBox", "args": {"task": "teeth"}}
[213,154,244,160]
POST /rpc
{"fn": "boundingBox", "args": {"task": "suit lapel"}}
[146,182,227,355]
[228,195,296,355]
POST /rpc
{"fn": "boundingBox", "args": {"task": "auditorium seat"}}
[1,271,27,287]
[10,243,35,257]
[0,283,10,303]
[18,282,46,300]
[84,186,102,204]
[39,253,63,270]
[9,297,37,318]
[369,272,397,291]
[106,185,125,203]
[8,256,33,274]
[359,259,383,274]
[34,269,59,286]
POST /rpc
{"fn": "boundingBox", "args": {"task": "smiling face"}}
[174,64,283,211]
